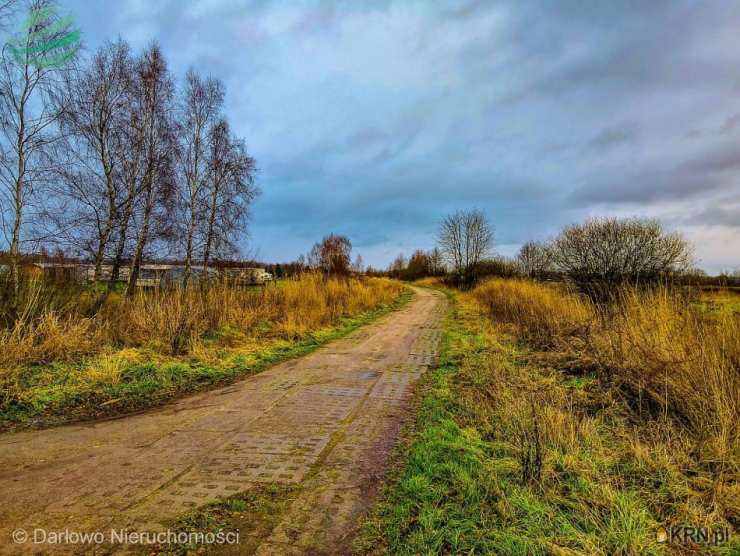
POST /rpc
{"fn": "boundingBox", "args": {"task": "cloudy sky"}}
[62,0,739,272]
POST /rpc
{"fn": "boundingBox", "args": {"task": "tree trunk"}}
[93,140,117,281]
[183,126,203,289]
[108,175,137,291]
[183,213,195,289]
[8,187,22,300]
[125,178,154,298]
[202,184,218,273]
[93,214,114,282]
[9,103,26,305]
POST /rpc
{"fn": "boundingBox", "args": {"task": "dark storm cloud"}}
[588,124,638,151]
[573,140,740,205]
[58,0,740,272]
[572,170,724,205]
[685,206,740,228]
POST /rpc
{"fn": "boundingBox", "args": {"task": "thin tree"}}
[178,69,223,287]
[428,247,444,276]
[201,119,257,271]
[125,43,176,297]
[352,253,364,274]
[53,40,132,280]
[387,253,406,278]
[309,234,352,276]
[0,0,78,300]
[107,80,147,290]
[437,209,493,287]
[517,240,552,278]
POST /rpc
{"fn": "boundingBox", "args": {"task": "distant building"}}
[83,265,131,282]
[31,262,87,283]
[221,267,273,285]
[29,263,273,288]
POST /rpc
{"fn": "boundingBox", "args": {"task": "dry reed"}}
[0,274,403,370]
[470,278,740,459]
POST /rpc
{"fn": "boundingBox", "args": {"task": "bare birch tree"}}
[201,119,257,270]
[107,78,147,289]
[53,40,133,279]
[0,0,78,299]
[125,43,176,297]
[437,209,493,287]
[177,69,223,287]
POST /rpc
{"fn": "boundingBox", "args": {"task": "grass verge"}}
[0,288,413,432]
[356,287,738,555]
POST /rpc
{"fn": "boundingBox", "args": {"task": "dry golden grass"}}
[0,311,102,370]
[0,274,403,371]
[592,288,740,460]
[0,274,405,428]
[471,278,594,348]
[463,278,740,538]
[414,277,444,288]
[430,286,740,554]
[470,278,740,453]
[83,352,129,385]
[110,274,402,350]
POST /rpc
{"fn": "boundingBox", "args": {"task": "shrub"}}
[549,217,693,286]
[475,257,522,279]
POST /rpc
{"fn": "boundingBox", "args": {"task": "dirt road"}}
[0,287,446,555]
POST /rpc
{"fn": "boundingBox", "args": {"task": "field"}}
[2,271,737,554]
[0,275,406,431]
[358,279,739,555]
[696,288,740,316]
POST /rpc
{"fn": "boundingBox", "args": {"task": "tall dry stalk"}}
[471,278,740,459]
[0,274,403,369]
[592,287,740,459]
[472,278,593,348]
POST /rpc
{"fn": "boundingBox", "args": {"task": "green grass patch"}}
[355,289,732,555]
[694,289,740,316]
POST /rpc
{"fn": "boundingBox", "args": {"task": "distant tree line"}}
[0,0,258,302]
[387,210,712,290]
[387,248,445,281]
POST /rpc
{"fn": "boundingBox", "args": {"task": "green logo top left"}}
[7,4,80,69]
